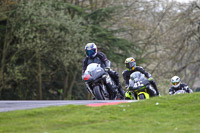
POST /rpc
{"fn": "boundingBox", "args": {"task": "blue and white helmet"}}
[85,43,97,58]
[171,76,181,88]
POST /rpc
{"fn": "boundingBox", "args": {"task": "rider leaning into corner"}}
[122,57,160,97]
[82,43,125,99]
[169,76,193,95]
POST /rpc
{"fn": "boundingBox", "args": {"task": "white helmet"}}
[85,43,97,58]
[171,76,181,88]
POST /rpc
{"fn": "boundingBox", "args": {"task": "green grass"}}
[1,93,200,133]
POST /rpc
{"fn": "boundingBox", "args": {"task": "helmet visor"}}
[86,49,95,57]
[172,82,179,85]
[126,62,136,69]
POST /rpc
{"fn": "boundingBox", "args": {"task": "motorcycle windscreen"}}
[85,63,99,72]
[90,67,105,80]
[174,90,186,94]
[140,79,150,86]
[84,63,105,81]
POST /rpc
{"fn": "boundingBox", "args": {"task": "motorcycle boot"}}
[106,83,117,100]
[147,85,157,97]
[117,84,125,99]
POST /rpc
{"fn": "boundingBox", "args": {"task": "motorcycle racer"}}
[122,57,159,97]
[169,76,193,95]
[82,43,125,99]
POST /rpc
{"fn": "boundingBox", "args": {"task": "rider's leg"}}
[102,73,117,100]
[149,80,159,96]
[108,70,125,99]
[147,85,157,97]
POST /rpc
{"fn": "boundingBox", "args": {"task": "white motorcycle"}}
[174,90,186,95]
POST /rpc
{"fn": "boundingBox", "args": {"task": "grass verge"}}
[0,92,200,133]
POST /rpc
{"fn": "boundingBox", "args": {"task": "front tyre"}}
[125,97,131,100]
[93,86,105,100]
[138,94,145,100]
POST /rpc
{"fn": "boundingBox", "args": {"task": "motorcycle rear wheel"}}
[93,86,105,100]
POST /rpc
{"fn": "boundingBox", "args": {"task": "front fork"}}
[125,91,137,100]
[100,80,109,98]
[85,82,95,98]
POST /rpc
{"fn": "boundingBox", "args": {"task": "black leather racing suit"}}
[82,52,125,98]
[169,83,193,95]
[122,66,159,96]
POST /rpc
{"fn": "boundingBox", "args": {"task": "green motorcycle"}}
[125,72,153,100]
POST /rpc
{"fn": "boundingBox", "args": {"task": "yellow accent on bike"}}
[137,92,150,100]
[125,91,133,100]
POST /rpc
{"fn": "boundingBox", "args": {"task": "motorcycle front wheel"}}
[138,94,145,100]
[93,86,105,100]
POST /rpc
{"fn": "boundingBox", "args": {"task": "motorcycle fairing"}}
[84,74,90,81]
[83,63,106,82]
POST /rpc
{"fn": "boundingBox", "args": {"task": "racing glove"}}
[148,77,154,81]
[105,67,110,72]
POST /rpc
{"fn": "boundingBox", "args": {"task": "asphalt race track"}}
[0,100,136,112]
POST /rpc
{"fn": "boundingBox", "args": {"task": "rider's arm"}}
[97,52,111,68]
[183,84,193,93]
[169,87,174,95]
[122,70,129,88]
[105,60,111,68]
[136,66,152,78]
